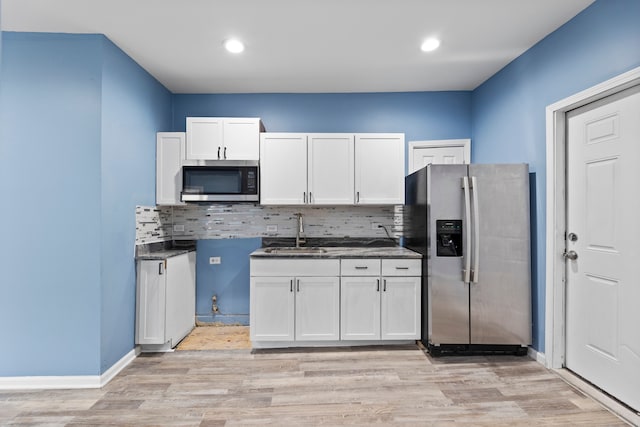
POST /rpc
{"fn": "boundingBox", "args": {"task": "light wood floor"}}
[0,333,629,426]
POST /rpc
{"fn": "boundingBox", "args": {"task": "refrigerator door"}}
[468,164,531,345]
[428,164,470,345]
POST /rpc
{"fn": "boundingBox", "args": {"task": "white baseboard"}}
[0,348,138,390]
[528,347,546,365]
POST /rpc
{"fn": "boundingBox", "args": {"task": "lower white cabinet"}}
[136,252,195,348]
[250,259,340,342]
[250,256,421,345]
[341,259,421,340]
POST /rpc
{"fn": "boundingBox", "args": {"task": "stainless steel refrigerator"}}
[404,164,531,355]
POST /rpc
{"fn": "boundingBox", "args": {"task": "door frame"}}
[408,139,470,173]
[545,66,640,369]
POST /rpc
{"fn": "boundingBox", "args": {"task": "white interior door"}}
[565,84,640,412]
[408,139,470,173]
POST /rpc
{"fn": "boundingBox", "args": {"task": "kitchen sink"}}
[264,247,327,255]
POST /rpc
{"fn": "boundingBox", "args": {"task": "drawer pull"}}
[355,266,368,270]
[395,267,409,270]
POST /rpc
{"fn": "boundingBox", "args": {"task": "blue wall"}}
[0,33,104,376]
[174,92,473,325]
[0,32,171,376]
[196,238,262,324]
[471,0,640,351]
[99,38,172,371]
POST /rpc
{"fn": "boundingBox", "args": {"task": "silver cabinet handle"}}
[395,266,409,270]
[471,176,480,283]
[376,279,380,292]
[297,279,300,292]
[355,266,368,270]
[309,192,312,203]
[224,147,227,159]
[462,176,472,283]
[564,250,578,260]
[217,146,221,159]
[383,279,387,292]
[158,262,164,275]
[356,191,360,203]
[290,279,293,292]
[303,192,307,204]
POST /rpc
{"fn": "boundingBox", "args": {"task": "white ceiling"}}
[1,0,595,94]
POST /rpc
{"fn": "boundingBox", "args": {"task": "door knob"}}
[563,250,578,260]
[567,232,578,242]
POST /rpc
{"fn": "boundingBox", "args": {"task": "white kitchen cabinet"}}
[308,134,354,204]
[260,133,354,205]
[250,258,340,342]
[186,117,262,160]
[259,133,308,205]
[341,258,421,340]
[340,276,381,340]
[156,132,185,206]
[136,252,196,349]
[355,133,405,204]
[380,276,421,340]
[295,276,340,340]
[249,276,295,341]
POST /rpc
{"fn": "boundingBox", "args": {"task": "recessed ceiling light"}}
[224,38,245,54]
[421,38,441,52]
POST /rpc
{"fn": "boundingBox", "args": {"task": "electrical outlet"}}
[266,225,278,232]
[173,224,185,232]
[209,256,221,265]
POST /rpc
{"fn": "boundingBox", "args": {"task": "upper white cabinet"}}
[186,117,262,160]
[308,134,354,205]
[259,133,308,205]
[260,133,354,205]
[156,132,185,206]
[355,133,405,205]
[260,132,402,205]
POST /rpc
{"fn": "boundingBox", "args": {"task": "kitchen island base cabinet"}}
[136,252,195,351]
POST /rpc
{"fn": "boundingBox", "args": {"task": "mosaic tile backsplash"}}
[136,204,403,244]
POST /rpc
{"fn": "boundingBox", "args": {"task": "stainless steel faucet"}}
[295,212,306,248]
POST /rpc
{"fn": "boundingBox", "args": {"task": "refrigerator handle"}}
[462,176,472,283]
[471,176,480,283]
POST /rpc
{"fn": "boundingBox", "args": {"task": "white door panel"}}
[566,84,640,412]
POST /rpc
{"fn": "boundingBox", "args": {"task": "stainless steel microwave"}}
[181,160,259,202]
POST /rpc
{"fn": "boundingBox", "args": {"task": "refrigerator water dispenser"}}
[436,220,462,257]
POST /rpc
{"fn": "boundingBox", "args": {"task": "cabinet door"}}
[136,260,167,345]
[156,132,185,205]
[355,134,405,204]
[186,117,223,160]
[260,133,308,205]
[222,118,260,160]
[165,253,196,347]
[308,134,354,204]
[381,276,421,340]
[340,276,381,340]
[295,276,340,341]
[250,276,295,341]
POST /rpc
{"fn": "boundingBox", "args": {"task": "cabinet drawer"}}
[381,259,421,276]
[340,259,381,276]
[251,258,339,276]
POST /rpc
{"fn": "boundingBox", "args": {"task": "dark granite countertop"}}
[252,238,421,259]
[135,240,196,261]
